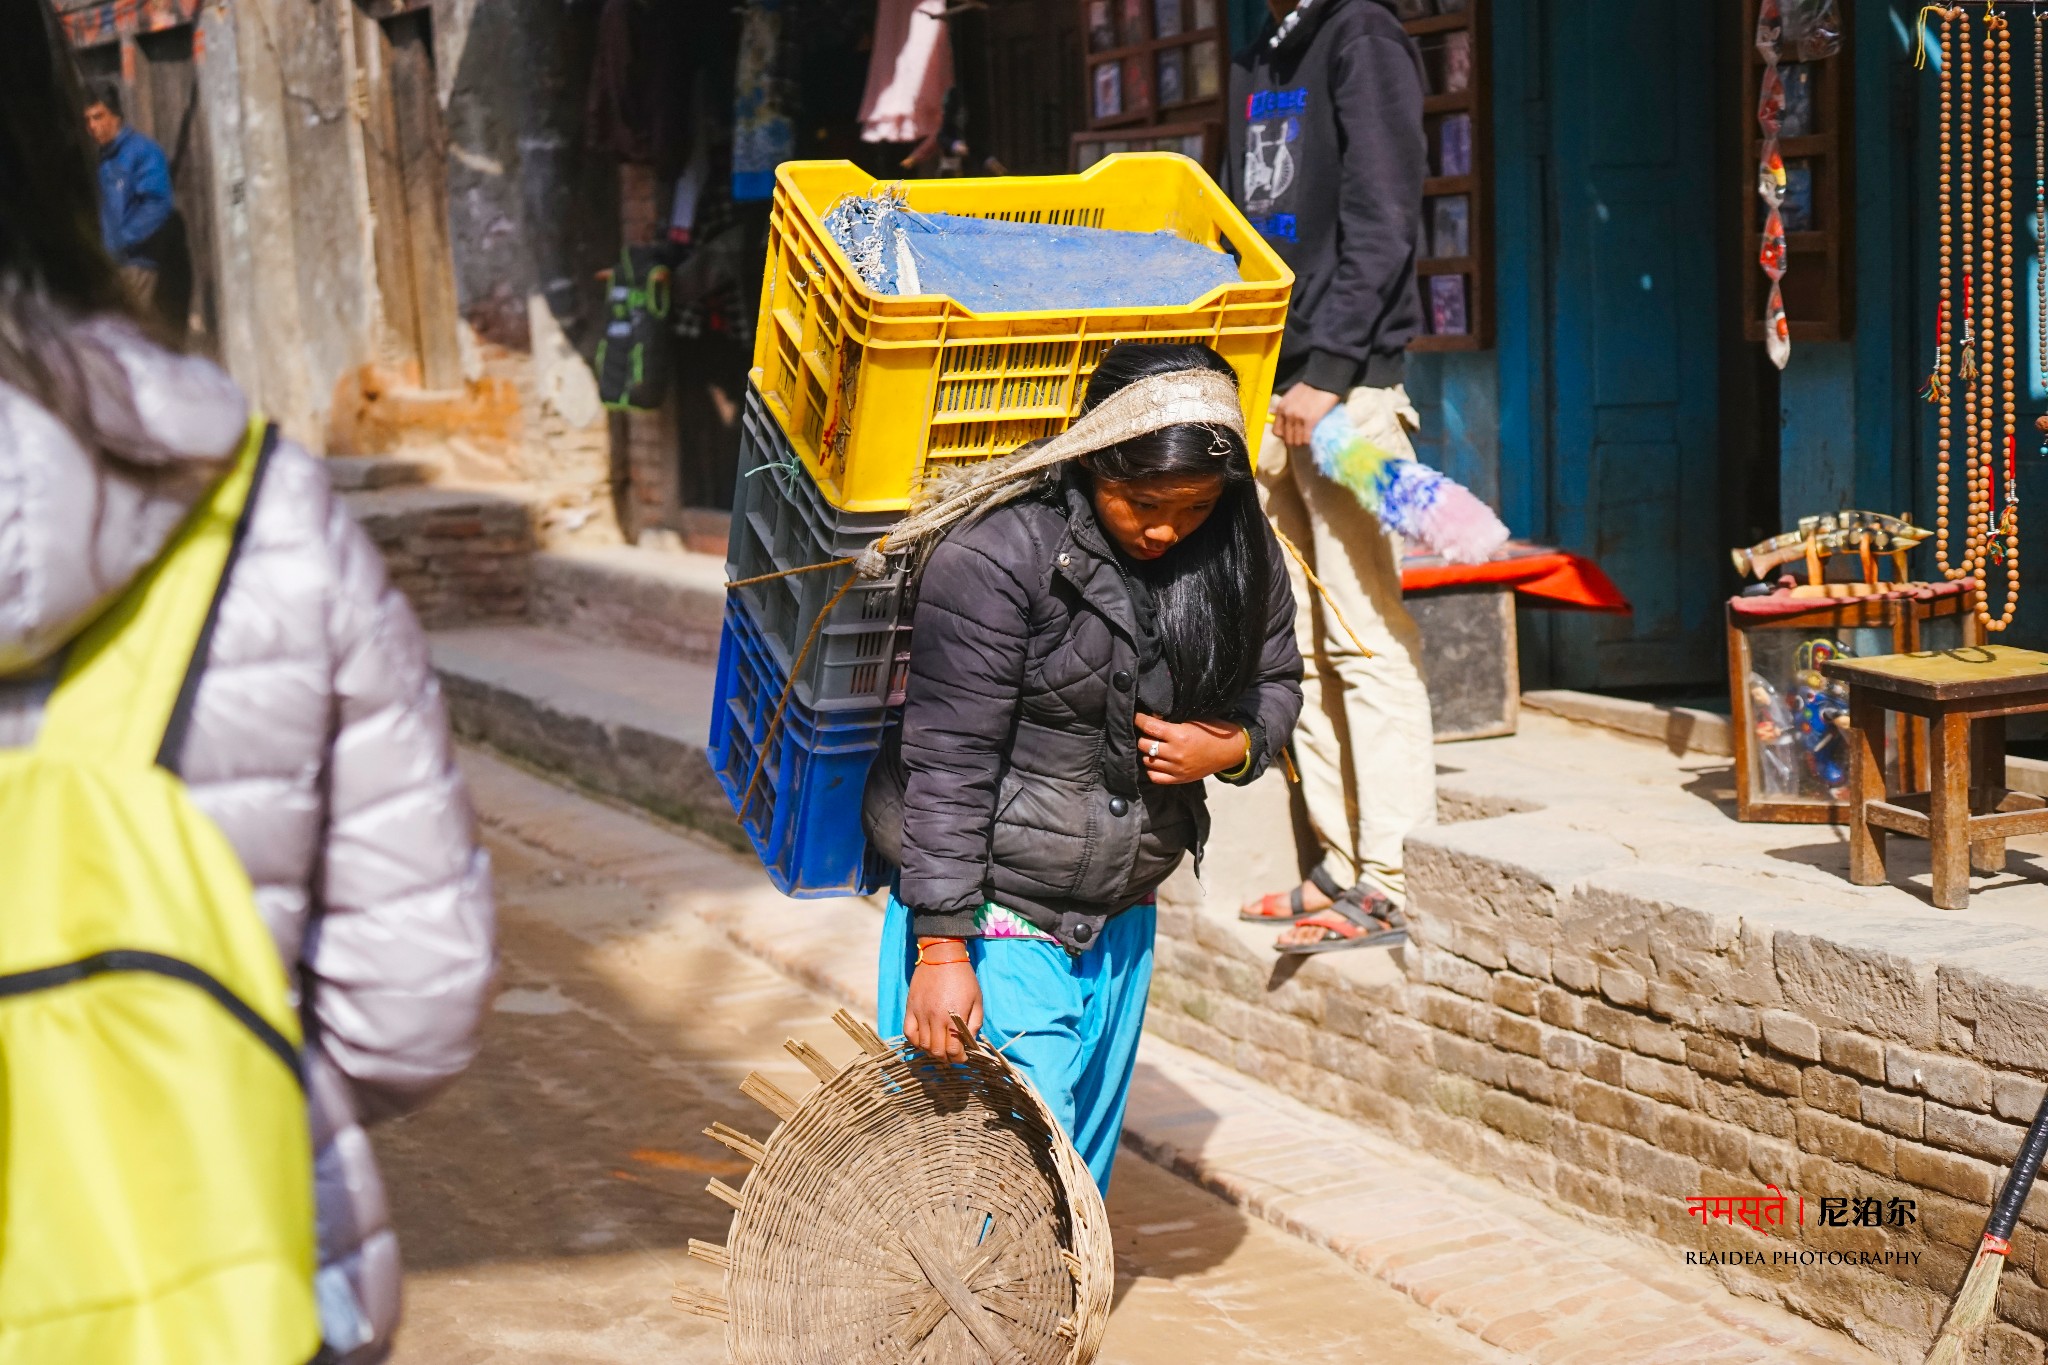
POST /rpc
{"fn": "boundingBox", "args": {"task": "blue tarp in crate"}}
[709,599,889,898]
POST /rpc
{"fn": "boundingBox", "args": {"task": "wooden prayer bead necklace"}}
[1929,5,2020,631]
[2037,11,2047,460]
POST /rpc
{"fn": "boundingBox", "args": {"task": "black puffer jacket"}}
[865,475,1302,953]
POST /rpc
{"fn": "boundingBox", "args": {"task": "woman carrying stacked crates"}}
[863,343,1302,1194]
[710,155,1300,1193]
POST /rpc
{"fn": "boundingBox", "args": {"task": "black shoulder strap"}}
[156,423,280,774]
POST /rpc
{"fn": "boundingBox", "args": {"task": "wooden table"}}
[1824,647,2048,910]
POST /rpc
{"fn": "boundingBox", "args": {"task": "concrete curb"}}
[431,626,743,850]
[1521,689,1733,757]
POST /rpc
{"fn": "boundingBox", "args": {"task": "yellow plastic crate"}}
[752,154,1294,512]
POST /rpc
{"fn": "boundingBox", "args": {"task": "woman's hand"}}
[1136,715,1249,785]
[1272,383,1343,447]
[904,946,982,1062]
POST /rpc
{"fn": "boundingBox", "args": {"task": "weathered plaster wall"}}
[226,0,320,445]
[439,0,613,351]
[194,8,261,398]
[184,0,382,452]
[271,3,377,428]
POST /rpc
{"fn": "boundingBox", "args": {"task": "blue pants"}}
[877,897,1155,1194]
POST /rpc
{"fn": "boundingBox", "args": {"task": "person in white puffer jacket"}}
[0,3,497,1360]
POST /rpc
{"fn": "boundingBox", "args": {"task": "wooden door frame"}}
[352,2,462,390]
[133,24,220,353]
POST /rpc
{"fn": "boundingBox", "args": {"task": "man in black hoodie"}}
[1227,0,1437,952]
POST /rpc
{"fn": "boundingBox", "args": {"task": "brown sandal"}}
[1274,891,1407,955]
[1240,867,1347,924]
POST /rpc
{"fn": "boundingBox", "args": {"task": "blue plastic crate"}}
[709,600,890,898]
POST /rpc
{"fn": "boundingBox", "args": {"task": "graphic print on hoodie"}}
[1226,0,1426,394]
[1242,86,1309,242]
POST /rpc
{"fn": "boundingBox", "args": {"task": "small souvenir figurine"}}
[1796,638,1841,673]
[1748,672,1802,797]
[1789,665,1851,796]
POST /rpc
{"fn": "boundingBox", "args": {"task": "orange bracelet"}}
[916,939,971,967]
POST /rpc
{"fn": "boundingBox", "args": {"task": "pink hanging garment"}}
[860,0,954,145]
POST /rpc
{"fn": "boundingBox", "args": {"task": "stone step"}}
[1521,688,1733,757]
[324,453,437,492]
[530,543,728,664]
[344,484,539,628]
[1177,711,2048,1363]
[428,624,740,848]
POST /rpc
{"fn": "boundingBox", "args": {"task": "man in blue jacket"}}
[85,84,174,307]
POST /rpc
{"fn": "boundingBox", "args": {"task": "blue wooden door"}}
[1542,0,1722,688]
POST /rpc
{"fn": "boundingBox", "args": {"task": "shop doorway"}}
[75,31,220,354]
[133,26,218,355]
[982,0,1082,174]
[1534,0,1727,691]
[353,5,463,391]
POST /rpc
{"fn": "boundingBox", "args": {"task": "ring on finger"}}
[1148,739,1162,758]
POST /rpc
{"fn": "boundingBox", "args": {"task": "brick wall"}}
[619,402,682,542]
[345,487,536,628]
[1151,822,2048,1365]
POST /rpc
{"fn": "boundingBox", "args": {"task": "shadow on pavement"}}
[378,811,1254,1313]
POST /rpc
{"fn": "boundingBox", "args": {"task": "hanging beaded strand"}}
[1976,9,1999,610]
[1989,8,2019,626]
[1952,7,2023,629]
[1938,7,1965,579]
[2036,11,2047,459]
[1973,9,1995,598]
[1926,4,2021,628]
[1964,10,1983,585]
[1995,12,2014,564]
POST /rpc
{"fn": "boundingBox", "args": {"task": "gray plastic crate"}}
[727,385,912,710]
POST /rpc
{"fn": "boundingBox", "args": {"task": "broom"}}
[1926,1087,2048,1363]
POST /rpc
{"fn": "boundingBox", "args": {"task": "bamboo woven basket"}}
[675,1009,1115,1364]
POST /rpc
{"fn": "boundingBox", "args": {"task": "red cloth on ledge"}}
[1401,543,1632,614]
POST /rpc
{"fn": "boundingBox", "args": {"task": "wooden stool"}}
[1824,647,2048,910]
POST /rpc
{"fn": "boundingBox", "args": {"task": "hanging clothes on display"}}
[732,0,797,201]
[586,0,697,172]
[669,85,713,247]
[586,0,655,163]
[859,0,953,147]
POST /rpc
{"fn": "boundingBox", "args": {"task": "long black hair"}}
[1080,341,1272,722]
[0,0,143,443]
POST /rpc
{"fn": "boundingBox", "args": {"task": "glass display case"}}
[1728,592,1977,823]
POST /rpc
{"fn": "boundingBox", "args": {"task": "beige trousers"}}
[119,265,158,313]
[1258,383,1437,903]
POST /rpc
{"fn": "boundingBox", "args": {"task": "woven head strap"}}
[858,367,1246,577]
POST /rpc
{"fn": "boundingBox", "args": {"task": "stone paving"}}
[381,747,1504,1365]
[440,744,1889,1364]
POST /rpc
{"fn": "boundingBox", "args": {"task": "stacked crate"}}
[711,154,1291,897]
[707,391,904,897]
